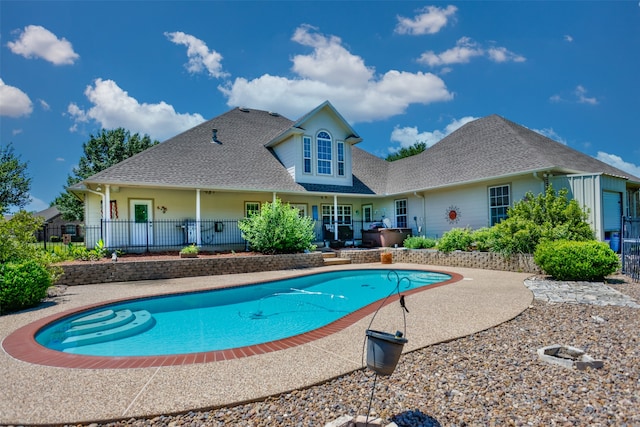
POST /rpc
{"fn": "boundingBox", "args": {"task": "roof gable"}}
[266,100,362,148]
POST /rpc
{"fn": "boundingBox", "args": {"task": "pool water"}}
[36,269,450,357]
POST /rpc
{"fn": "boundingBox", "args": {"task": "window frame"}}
[337,140,345,176]
[245,201,261,218]
[316,131,332,175]
[321,204,352,225]
[303,136,312,174]
[488,184,510,226]
[395,199,408,228]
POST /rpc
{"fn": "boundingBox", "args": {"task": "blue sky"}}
[1,1,639,214]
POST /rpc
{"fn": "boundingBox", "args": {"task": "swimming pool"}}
[35,269,451,358]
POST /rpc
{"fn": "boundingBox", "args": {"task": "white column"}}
[333,194,339,241]
[273,192,277,204]
[196,189,202,246]
[104,185,111,248]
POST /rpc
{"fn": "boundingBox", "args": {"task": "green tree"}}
[53,128,159,220]
[386,141,427,162]
[0,210,43,263]
[0,143,31,215]
[491,184,594,256]
[238,199,316,254]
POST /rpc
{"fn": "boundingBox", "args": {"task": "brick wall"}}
[339,248,542,274]
[56,252,325,286]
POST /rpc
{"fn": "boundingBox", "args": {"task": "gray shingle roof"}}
[80,110,639,197]
[84,107,297,191]
[386,114,640,194]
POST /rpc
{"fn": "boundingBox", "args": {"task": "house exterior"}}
[71,101,640,252]
[33,206,84,243]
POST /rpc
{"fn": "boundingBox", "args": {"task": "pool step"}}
[322,252,351,266]
[59,309,155,349]
[66,309,136,336]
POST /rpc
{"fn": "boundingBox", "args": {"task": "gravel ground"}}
[73,277,639,427]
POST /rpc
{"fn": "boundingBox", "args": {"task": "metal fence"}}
[622,217,640,282]
[84,219,247,252]
[35,223,85,252]
[82,219,399,253]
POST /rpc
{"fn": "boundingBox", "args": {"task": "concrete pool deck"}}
[0,264,533,425]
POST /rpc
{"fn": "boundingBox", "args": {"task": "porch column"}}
[273,192,277,203]
[195,189,202,246]
[104,184,111,248]
[334,194,339,241]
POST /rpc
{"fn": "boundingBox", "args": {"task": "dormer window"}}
[317,131,332,175]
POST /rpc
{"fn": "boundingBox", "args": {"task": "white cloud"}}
[395,5,457,35]
[549,85,599,105]
[68,78,205,140]
[12,129,23,135]
[487,46,526,63]
[165,31,228,78]
[38,99,50,111]
[220,25,453,122]
[418,37,525,67]
[596,152,640,177]
[7,25,79,65]
[575,85,598,105]
[564,35,574,42]
[291,25,373,87]
[390,115,477,151]
[56,157,65,162]
[418,37,483,67]
[533,127,568,145]
[0,78,33,117]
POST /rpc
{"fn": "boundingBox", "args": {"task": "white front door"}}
[130,200,153,247]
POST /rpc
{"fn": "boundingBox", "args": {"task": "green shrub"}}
[534,240,619,281]
[238,199,316,255]
[470,227,495,252]
[180,244,199,254]
[68,244,104,261]
[491,185,594,256]
[403,235,437,249]
[0,260,52,314]
[437,227,474,253]
[50,235,61,242]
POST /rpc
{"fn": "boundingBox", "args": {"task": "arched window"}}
[317,131,332,175]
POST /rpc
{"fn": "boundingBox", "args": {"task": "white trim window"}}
[317,131,332,175]
[395,199,407,228]
[322,204,352,225]
[303,136,312,174]
[489,185,510,225]
[337,140,345,176]
[245,202,260,217]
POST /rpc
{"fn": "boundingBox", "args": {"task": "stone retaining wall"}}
[56,249,540,286]
[56,252,325,286]
[339,248,542,274]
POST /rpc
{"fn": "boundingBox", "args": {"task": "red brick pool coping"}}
[3,269,462,369]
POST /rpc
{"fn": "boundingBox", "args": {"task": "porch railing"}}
[85,219,248,253]
[85,219,398,252]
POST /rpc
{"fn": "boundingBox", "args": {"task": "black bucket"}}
[365,329,408,376]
